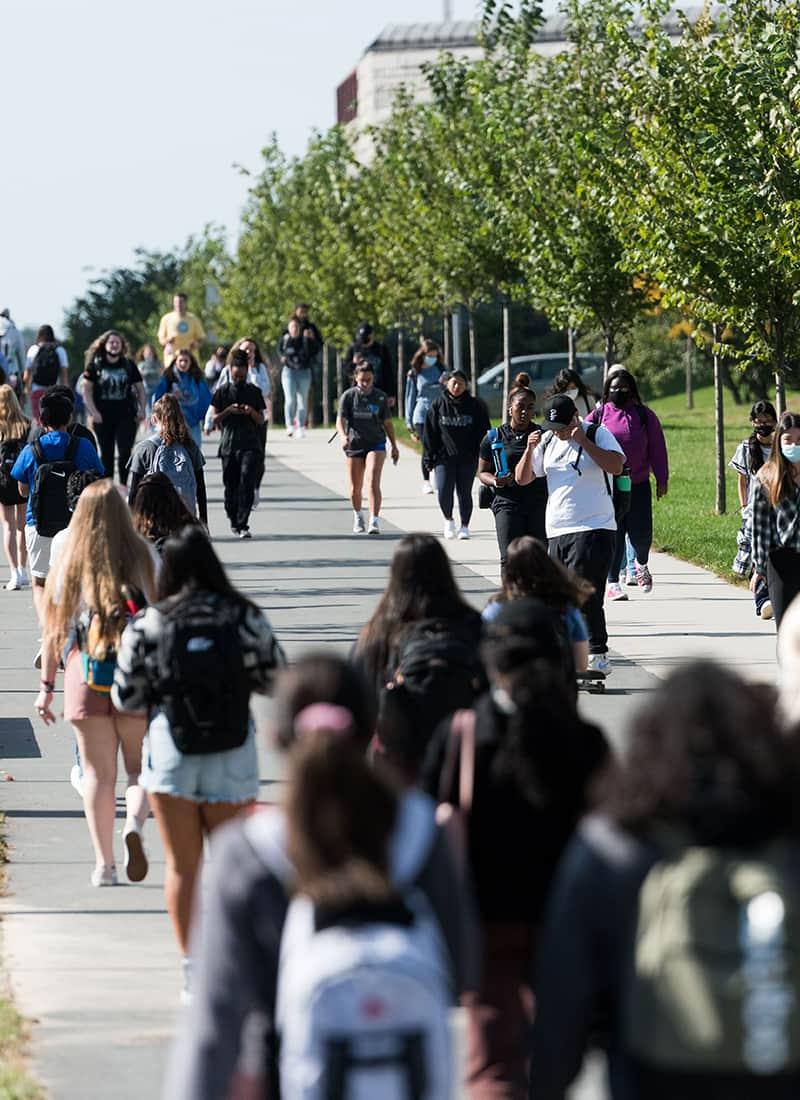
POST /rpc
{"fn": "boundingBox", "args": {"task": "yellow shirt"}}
[157,310,206,361]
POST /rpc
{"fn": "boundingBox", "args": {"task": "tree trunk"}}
[775,372,786,417]
[397,329,405,420]
[713,323,726,515]
[468,305,477,396]
[603,328,616,379]
[775,315,786,416]
[452,305,464,374]
[502,299,511,420]
[335,351,343,403]
[685,333,693,410]
[443,311,451,366]
[321,343,330,428]
[567,327,576,372]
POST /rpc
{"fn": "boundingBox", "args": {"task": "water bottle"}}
[491,432,510,479]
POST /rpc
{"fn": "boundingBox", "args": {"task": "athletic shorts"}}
[345,442,387,460]
[25,525,53,579]
[139,712,259,804]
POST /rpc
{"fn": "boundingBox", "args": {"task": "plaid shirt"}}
[751,480,800,575]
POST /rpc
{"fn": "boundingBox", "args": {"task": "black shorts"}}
[345,443,386,460]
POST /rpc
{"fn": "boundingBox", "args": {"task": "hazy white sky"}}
[2,0,556,331]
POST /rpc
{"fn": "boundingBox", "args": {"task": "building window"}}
[337,71,358,124]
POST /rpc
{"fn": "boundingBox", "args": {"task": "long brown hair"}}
[501,535,593,610]
[43,480,156,653]
[164,350,204,385]
[152,393,190,447]
[0,384,31,442]
[409,338,444,374]
[759,411,800,508]
[83,329,131,368]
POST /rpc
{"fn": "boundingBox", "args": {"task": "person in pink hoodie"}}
[587,367,669,599]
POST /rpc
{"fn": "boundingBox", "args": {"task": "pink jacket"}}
[586,402,669,487]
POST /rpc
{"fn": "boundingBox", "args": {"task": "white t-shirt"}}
[533,422,625,537]
[26,344,69,388]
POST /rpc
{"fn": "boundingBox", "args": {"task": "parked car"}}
[476,353,605,418]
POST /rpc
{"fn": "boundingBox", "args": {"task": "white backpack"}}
[246,793,454,1100]
[151,441,197,513]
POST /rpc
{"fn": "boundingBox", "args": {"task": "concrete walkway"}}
[0,428,776,1099]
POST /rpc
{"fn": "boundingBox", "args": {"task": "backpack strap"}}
[585,422,612,498]
[65,434,80,463]
[32,439,45,465]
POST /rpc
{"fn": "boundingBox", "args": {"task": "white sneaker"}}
[4,569,20,591]
[295,425,306,439]
[123,820,148,883]
[353,511,366,534]
[90,865,118,887]
[422,481,434,495]
[367,516,380,536]
[285,426,294,438]
[251,489,260,511]
[587,653,611,676]
[69,764,84,798]
[443,519,456,540]
[457,525,470,540]
[17,566,30,587]
[180,957,193,1007]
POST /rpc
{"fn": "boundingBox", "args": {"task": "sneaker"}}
[285,426,294,438]
[251,489,260,511]
[457,525,470,540]
[422,481,435,495]
[443,519,456,540]
[295,425,306,439]
[636,563,653,593]
[625,570,638,587]
[17,566,30,588]
[761,600,774,621]
[367,516,380,536]
[180,957,193,1007]
[90,865,118,888]
[123,820,148,883]
[353,512,366,534]
[69,764,84,798]
[4,570,20,591]
[606,582,628,602]
[230,524,240,536]
[587,653,611,676]
[239,528,252,540]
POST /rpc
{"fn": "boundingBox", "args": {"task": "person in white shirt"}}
[515,394,625,674]
[24,324,69,423]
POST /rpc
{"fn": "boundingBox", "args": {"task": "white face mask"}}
[565,388,579,401]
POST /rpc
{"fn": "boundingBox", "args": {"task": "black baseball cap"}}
[356,323,373,342]
[544,394,577,428]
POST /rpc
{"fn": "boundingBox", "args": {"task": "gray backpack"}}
[151,442,197,513]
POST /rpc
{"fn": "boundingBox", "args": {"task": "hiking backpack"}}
[31,343,62,387]
[30,436,80,537]
[151,592,251,755]
[625,842,800,1075]
[264,794,453,1100]
[151,441,197,513]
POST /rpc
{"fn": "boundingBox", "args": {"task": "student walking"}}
[136,344,163,415]
[547,367,597,418]
[423,368,491,541]
[24,324,69,423]
[112,526,285,1002]
[477,372,547,566]
[0,384,32,591]
[127,394,207,524]
[731,400,777,619]
[157,292,206,365]
[515,393,625,674]
[129,473,201,552]
[209,348,266,538]
[152,350,211,449]
[587,368,669,600]
[34,480,157,887]
[751,411,800,628]
[279,317,312,437]
[405,338,444,494]
[208,338,272,507]
[82,330,146,485]
[337,361,398,535]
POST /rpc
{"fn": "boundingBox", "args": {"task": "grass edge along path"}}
[0,813,44,1100]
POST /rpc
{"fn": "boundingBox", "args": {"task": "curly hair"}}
[152,393,191,447]
[83,330,131,369]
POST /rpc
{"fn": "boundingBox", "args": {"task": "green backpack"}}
[625,842,800,1075]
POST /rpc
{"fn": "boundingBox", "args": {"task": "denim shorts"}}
[139,711,259,804]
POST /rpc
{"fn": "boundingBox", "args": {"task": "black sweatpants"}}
[766,547,800,630]
[609,479,653,580]
[493,504,547,567]
[95,415,138,485]
[434,458,476,526]
[222,449,260,531]
[549,529,616,653]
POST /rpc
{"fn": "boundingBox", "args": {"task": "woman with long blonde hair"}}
[127,393,207,523]
[0,383,31,590]
[35,479,157,886]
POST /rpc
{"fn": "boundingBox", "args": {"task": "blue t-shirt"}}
[11,431,105,527]
[481,598,588,644]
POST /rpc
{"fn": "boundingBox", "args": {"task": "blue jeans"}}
[281,366,312,428]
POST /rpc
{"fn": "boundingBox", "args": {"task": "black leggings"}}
[434,459,476,526]
[766,547,800,630]
[493,505,547,567]
[95,415,138,485]
[609,480,653,580]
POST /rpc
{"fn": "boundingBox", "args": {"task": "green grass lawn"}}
[396,385,783,583]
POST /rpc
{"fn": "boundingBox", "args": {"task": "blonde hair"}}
[43,480,156,654]
[0,384,30,442]
[152,393,190,447]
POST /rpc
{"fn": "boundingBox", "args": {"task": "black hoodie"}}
[423,390,491,466]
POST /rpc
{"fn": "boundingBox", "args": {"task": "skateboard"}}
[576,669,606,694]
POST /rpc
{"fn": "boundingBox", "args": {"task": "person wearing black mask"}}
[209,349,266,539]
[423,369,491,540]
[343,323,395,407]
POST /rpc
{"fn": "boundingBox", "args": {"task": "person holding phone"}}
[209,349,266,539]
[337,361,398,536]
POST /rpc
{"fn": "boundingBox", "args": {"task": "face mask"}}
[609,387,630,406]
[782,444,800,464]
[424,355,438,367]
[565,388,579,401]
[754,425,774,437]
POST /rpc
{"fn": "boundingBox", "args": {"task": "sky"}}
[2,0,557,332]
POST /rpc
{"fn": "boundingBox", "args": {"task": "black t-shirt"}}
[86,357,142,417]
[479,421,548,512]
[339,385,389,452]
[212,381,266,455]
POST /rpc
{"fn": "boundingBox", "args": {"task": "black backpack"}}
[31,436,80,536]
[152,592,251,755]
[0,438,23,493]
[31,344,62,387]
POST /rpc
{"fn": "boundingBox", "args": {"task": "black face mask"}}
[609,387,631,406]
[754,425,775,437]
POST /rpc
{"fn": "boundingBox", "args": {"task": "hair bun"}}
[514,372,531,389]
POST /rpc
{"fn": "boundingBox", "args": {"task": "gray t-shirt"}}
[339,384,389,453]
